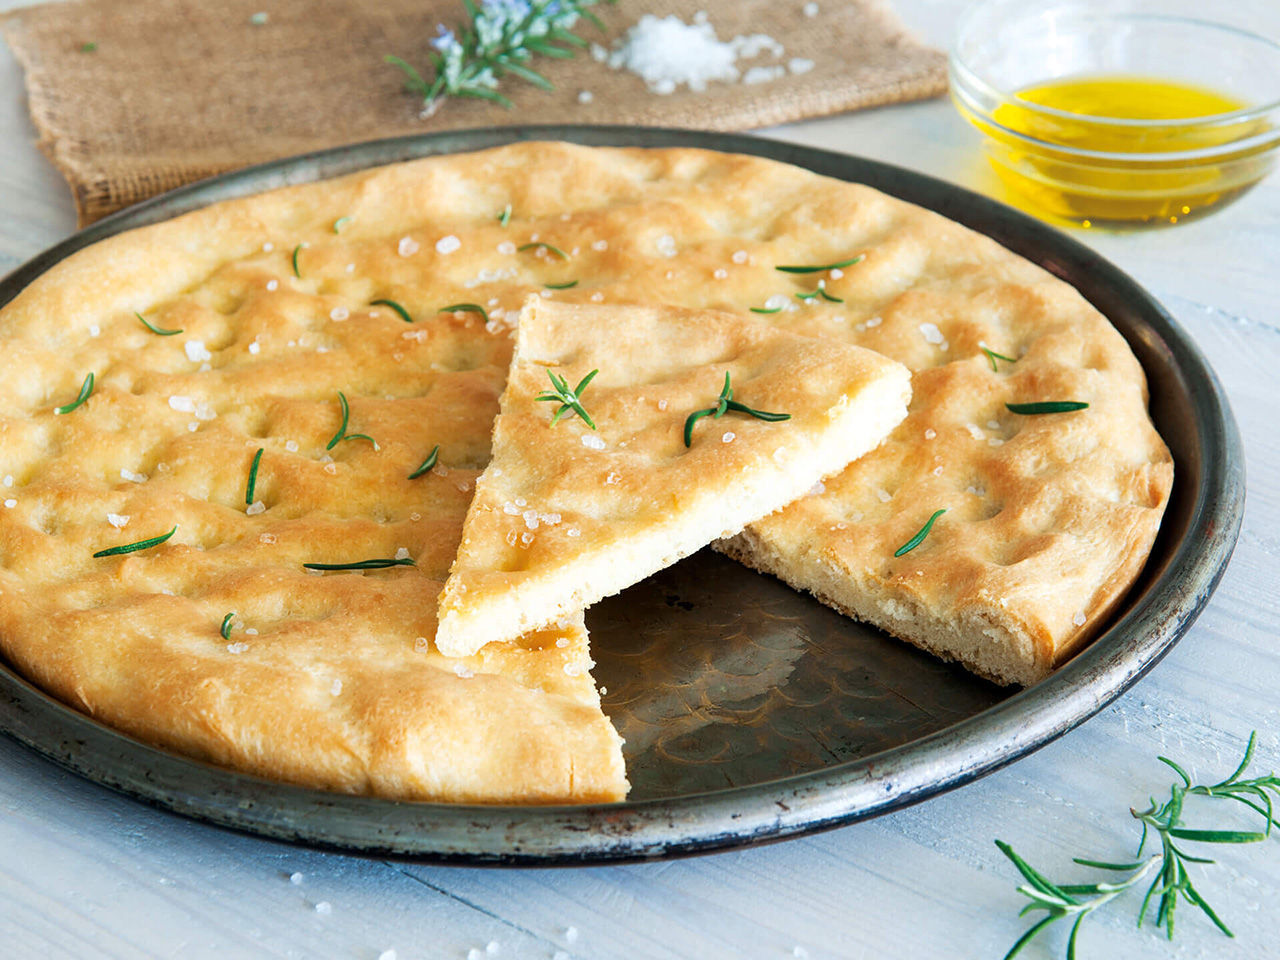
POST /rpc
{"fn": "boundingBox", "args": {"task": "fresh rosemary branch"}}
[333,216,352,233]
[291,243,303,278]
[893,508,946,557]
[386,0,614,114]
[544,279,578,289]
[1006,401,1089,415]
[982,346,1017,371]
[370,298,414,323]
[245,448,264,506]
[93,525,178,558]
[749,305,782,314]
[408,444,440,479]
[999,732,1280,959]
[54,372,95,415]
[303,558,416,571]
[135,311,183,336]
[220,613,236,640]
[683,372,790,448]
[497,204,512,227]
[536,368,598,428]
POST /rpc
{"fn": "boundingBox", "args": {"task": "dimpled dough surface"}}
[0,142,1171,801]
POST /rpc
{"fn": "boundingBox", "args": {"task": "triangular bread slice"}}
[433,298,912,657]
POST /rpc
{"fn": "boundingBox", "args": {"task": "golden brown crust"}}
[435,298,911,656]
[0,141,1172,802]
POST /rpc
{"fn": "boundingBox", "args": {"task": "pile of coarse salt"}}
[598,11,814,95]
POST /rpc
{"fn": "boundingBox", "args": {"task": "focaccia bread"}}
[435,298,911,656]
[0,140,1171,802]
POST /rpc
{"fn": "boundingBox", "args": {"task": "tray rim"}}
[0,124,1246,864]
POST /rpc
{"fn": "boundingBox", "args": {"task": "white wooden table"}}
[2,2,1278,957]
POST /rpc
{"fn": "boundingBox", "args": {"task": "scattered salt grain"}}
[523,510,540,530]
[266,279,278,291]
[743,65,786,85]
[555,637,570,648]
[655,234,678,257]
[345,263,355,273]
[262,242,274,252]
[107,513,130,528]
[121,468,147,483]
[329,306,350,322]
[732,249,749,264]
[581,435,606,450]
[986,419,1001,430]
[88,323,101,337]
[577,90,594,104]
[486,941,500,955]
[565,926,579,943]
[246,501,266,516]
[314,901,332,915]
[414,637,430,652]
[876,488,892,502]
[865,316,882,328]
[435,235,461,255]
[394,547,411,561]
[245,628,258,636]
[1073,611,1087,626]
[566,527,581,538]
[721,431,735,443]
[564,662,583,677]
[398,236,420,257]
[828,267,843,279]
[520,531,534,547]
[249,11,268,25]
[289,872,303,885]
[803,2,819,16]
[589,292,604,303]
[933,465,944,476]
[764,294,789,311]
[605,472,621,485]
[988,437,1005,447]
[323,463,337,475]
[227,642,249,654]
[467,950,483,960]
[965,423,985,440]
[713,268,728,280]
[168,395,195,413]
[919,322,945,345]
[924,428,937,440]
[966,485,986,497]
[184,339,212,363]
[1,475,10,487]
[329,678,342,696]
[789,57,815,75]
[2,499,15,509]
[515,497,527,507]
[657,399,668,411]
[379,950,397,960]
[793,947,810,960]
[187,422,199,432]
[454,663,475,679]
[259,532,277,544]
[248,340,261,355]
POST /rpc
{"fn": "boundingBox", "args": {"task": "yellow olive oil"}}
[978,75,1271,227]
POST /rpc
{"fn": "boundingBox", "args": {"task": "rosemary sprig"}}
[245,448,264,506]
[303,558,416,571]
[220,613,236,640]
[291,243,303,278]
[999,732,1280,959]
[325,391,378,450]
[795,286,843,303]
[93,525,178,558]
[333,216,352,233]
[749,305,782,315]
[1006,401,1090,415]
[775,255,864,274]
[54,372,95,415]
[408,444,440,479]
[370,298,414,323]
[893,508,946,557]
[544,279,578,290]
[518,241,569,260]
[497,204,512,227]
[135,311,183,336]
[683,372,790,447]
[982,346,1018,371]
[439,302,491,321]
[536,368,598,428]
[386,0,613,113]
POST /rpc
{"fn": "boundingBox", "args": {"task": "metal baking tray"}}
[0,126,1244,863]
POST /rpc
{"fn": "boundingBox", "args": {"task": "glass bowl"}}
[950,0,1280,227]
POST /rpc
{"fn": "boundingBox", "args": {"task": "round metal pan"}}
[0,126,1244,863]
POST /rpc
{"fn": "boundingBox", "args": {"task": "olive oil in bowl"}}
[972,74,1274,227]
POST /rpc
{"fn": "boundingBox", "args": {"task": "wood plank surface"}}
[2,1,1279,957]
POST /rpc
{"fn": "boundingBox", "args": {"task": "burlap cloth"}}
[1,0,946,225]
